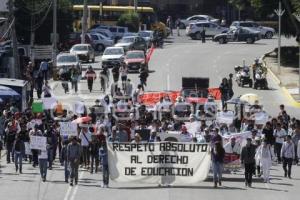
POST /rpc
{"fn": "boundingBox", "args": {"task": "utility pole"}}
[52,0,57,66]
[8,0,20,78]
[134,0,137,12]
[81,0,88,44]
[274,0,285,75]
[30,0,35,64]
[294,14,300,97]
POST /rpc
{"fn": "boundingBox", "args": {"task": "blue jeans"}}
[47,149,53,168]
[14,152,23,172]
[102,165,109,185]
[212,161,223,182]
[39,159,48,179]
[64,161,70,181]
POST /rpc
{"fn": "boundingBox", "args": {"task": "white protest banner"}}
[74,101,85,114]
[59,122,78,136]
[42,97,57,110]
[216,111,235,124]
[254,112,269,125]
[30,136,47,150]
[108,142,211,184]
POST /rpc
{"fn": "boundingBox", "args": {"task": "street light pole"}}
[274,0,285,75]
[134,0,137,13]
[52,0,57,67]
[81,0,88,44]
[294,14,300,97]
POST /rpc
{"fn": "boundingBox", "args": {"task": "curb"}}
[262,52,300,108]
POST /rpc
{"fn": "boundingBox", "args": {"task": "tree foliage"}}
[117,12,140,32]
[14,0,74,45]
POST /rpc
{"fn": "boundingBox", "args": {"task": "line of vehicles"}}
[182,14,275,44]
[55,24,161,78]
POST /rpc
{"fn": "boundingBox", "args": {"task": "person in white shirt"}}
[255,140,273,183]
[273,123,287,163]
[79,128,92,168]
[180,125,193,142]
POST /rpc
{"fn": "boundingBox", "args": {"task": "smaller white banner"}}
[59,122,78,136]
[30,136,47,150]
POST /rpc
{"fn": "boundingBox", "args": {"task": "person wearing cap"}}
[281,135,295,178]
[67,136,81,186]
[84,66,96,93]
[180,125,193,142]
[273,123,287,163]
[255,139,273,183]
[241,138,256,187]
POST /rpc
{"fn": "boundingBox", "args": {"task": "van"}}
[91,25,128,40]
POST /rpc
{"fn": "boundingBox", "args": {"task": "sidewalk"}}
[263,50,300,106]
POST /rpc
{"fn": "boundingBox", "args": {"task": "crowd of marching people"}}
[0,58,300,189]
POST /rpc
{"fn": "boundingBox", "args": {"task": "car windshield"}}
[120,37,135,43]
[126,52,144,59]
[139,32,150,37]
[104,48,123,55]
[72,45,88,51]
[57,55,77,63]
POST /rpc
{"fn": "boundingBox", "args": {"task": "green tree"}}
[229,0,250,20]
[117,12,140,32]
[14,0,73,45]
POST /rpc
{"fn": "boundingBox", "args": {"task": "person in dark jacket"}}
[90,135,100,174]
[67,136,82,186]
[241,138,256,187]
[61,140,69,183]
[219,78,231,110]
[13,135,25,173]
[100,141,109,188]
[262,122,274,145]
[85,66,97,93]
[112,65,120,83]
[211,141,225,188]
[139,67,149,90]
[201,28,206,43]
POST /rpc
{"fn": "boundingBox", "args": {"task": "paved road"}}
[10,33,298,200]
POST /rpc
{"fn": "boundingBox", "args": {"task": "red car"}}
[64,32,92,50]
[124,50,147,72]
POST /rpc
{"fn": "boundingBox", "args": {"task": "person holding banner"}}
[211,141,225,188]
[255,140,273,183]
[241,138,256,187]
[99,141,109,188]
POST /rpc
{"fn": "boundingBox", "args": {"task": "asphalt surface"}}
[5,31,298,200]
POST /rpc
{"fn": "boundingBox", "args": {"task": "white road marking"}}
[63,185,73,200]
[69,171,85,200]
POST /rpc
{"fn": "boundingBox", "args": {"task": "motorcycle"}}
[234,65,253,88]
[254,68,268,90]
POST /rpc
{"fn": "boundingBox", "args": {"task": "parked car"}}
[101,47,125,68]
[180,15,219,29]
[124,50,147,72]
[91,25,128,40]
[88,28,114,40]
[230,21,275,39]
[213,27,261,44]
[65,32,92,49]
[186,21,228,40]
[114,36,147,52]
[70,44,95,63]
[138,30,154,47]
[89,33,114,52]
[56,53,81,72]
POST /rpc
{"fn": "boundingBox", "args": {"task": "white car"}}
[180,15,219,29]
[230,21,275,39]
[70,44,95,63]
[138,30,154,47]
[186,21,228,40]
[101,47,125,68]
[89,33,114,52]
[56,53,81,72]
